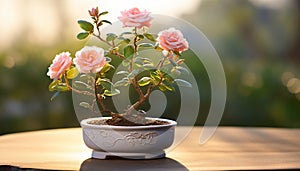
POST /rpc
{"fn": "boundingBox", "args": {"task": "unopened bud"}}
[89,7,99,17]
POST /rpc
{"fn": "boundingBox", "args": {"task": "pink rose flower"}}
[73,46,106,73]
[157,28,189,53]
[118,7,152,28]
[47,52,72,80]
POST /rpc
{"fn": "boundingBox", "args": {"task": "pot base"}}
[92,150,166,159]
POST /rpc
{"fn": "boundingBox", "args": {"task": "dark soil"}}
[88,118,169,126]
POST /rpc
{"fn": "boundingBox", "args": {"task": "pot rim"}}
[80,117,177,130]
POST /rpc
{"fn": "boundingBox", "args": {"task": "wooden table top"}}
[0,127,300,171]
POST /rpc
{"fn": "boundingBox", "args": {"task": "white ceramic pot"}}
[80,117,177,159]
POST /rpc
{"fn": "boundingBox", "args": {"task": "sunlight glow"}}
[281,72,300,99]
[26,1,60,45]
[281,72,295,85]
[250,0,290,9]
[0,0,21,48]
[287,78,300,94]
[0,0,201,48]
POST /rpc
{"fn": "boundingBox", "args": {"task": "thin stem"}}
[69,87,95,96]
[127,84,154,114]
[129,28,138,72]
[130,27,144,100]
[133,77,144,100]
[64,73,95,96]
[92,15,113,47]
[156,51,170,69]
[126,71,164,115]
[133,27,138,54]
[93,29,127,61]
[91,99,100,114]
[94,76,112,115]
[110,51,126,60]
[93,32,113,47]
[132,27,146,105]
[158,56,167,70]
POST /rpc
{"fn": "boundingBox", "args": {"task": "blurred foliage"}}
[1,0,300,135]
[0,40,84,134]
[183,0,300,127]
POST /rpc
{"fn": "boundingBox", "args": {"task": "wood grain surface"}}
[0,127,299,170]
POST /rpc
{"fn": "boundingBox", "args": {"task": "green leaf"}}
[155,43,163,52]
[77,32,89,40]
[56,83,69,91]
[176,59,185,65]
[114,78,129,87]
[66,67,79,79]
[150,71,161,84]
[106,33,117,42]
[116,71,129,76]
[138,77,151,86]
[138,43,154,49]
[158,83,174,91]
[99,11,109,16]
[79,74,95,83]
[162,59,171,65]
[100,63,113,74]
[162,81,175,91]
[100,20,112,25]
[73,81,93,90]
[134,57,153,66]
[142,57,153,64]
[122,59,130,66]
[133,57,155,69]
[120,32,132,36]
[49,80,60,91]
[143,63,155,70]
[97,79,114,90]
[144,33,156,41]
[133,58,144,67]
[171,67,181,76]
[158,85,167,91]
[50,82,69,92]
[137,34,144,41]
[78,20,94,32]
[117,37,131,45]
[127,69,139,80]
[106,57,112,62]
[104,88,120,96]
[176,66,189,75]
[79,102,91,109]
[174,79,192,87]
[163,73,174,82]
[124,45,134,58]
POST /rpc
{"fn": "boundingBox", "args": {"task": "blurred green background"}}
[1,0,300,135]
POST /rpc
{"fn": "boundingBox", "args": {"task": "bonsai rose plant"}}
[47,7,190,126]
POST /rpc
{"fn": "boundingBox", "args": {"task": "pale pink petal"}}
[73,46,107,74]
[157,28,189,53]
[118,7,152,28]
[47,52,72,80]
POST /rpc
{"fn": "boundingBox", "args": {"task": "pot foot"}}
[92,150,165,159]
